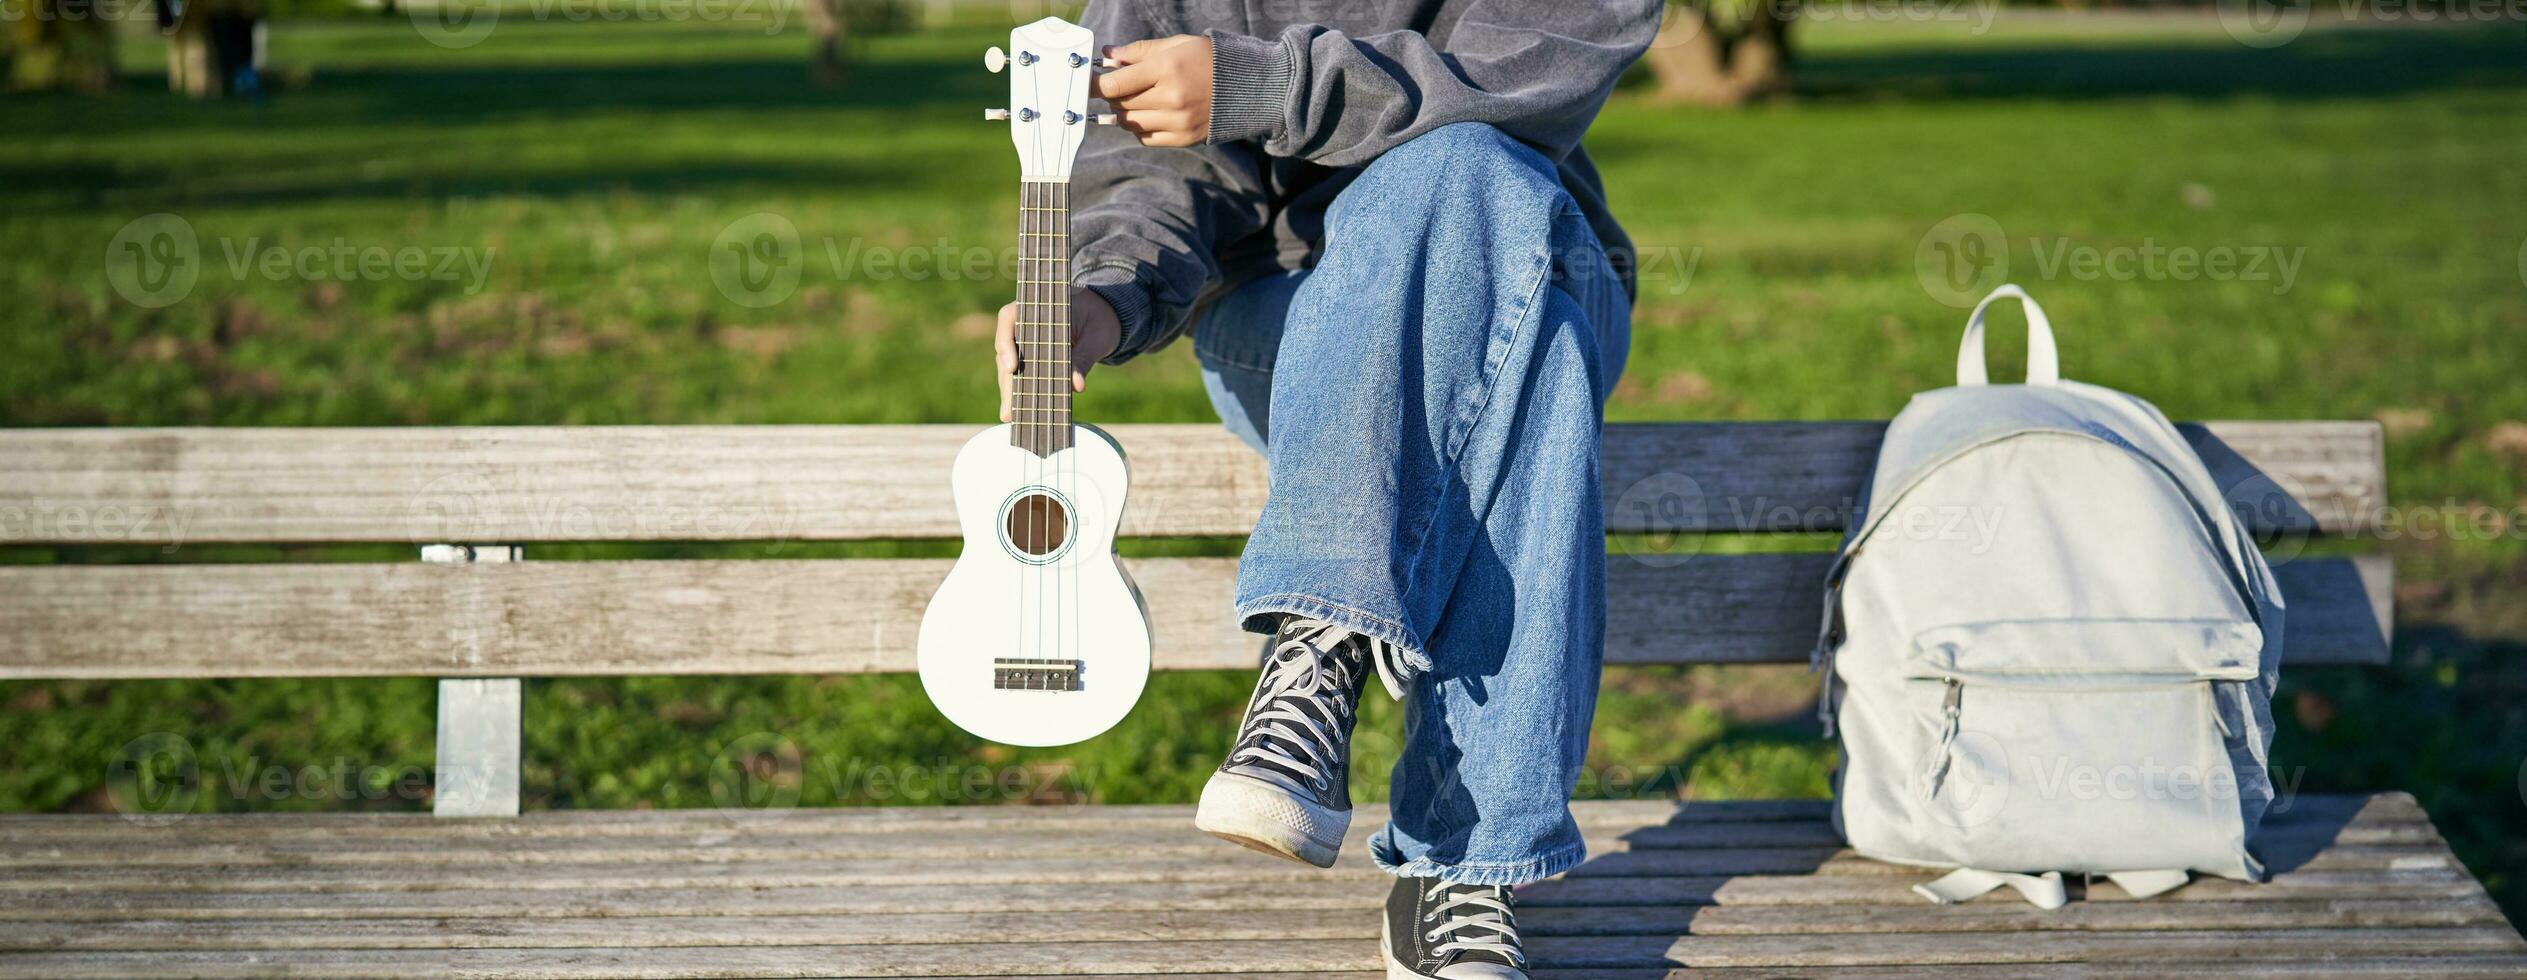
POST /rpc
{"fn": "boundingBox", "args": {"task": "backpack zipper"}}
[1919,678,1964,794]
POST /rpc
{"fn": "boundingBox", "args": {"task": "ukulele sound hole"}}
[1002,491,1072,560]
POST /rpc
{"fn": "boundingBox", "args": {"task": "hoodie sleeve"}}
[1065,0,1274,364]
[1203,1,1663,167]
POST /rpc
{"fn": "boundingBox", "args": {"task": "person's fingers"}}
[1109,85,1185,111]
[1103,39,1163,66]
[994,302,1018,423]
[1071,344,1099,392]
[1088,62,1157,102]
[1116,108,1184,130]
[1113,110,1195,140]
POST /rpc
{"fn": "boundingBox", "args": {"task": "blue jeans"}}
[1193,123,1632,886]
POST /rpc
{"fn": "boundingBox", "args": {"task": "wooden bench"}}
[3,421,2521,977]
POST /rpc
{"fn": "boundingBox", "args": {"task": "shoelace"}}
[1225,619,1365,796]
[1422,881,1524,965]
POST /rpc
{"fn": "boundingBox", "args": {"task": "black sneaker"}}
[1193,616,1387,867]
[1383,876,1528,979]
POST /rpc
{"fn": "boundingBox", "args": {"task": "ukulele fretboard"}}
[1012,178,1072,457]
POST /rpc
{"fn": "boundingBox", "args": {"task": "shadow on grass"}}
[2278,624,2527,929]
[0,156,927,215]
[1792,26,2527,103]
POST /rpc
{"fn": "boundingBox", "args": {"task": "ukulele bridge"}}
[993,658,1083,692]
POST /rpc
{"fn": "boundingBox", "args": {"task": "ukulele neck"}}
[1012,177,1072,457]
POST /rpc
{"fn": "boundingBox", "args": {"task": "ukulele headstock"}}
[984,17,1107,181]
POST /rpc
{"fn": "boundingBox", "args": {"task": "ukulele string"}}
[1058,177,1071,682]
[1029,59,1053,673]
[1041,113,1055,669]
[1015,176,1027,673]
[1027,176,1044,667]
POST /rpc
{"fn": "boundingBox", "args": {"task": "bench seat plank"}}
[0,421,2383,544]
[0,842,2475,894]
[2,947,2523,979]
[0,872,2497,923]
[0,796,2440,869]
[0,791,2425,842]
[0,794,2514,977]
[0,553,2392,679]
[0,898,2511,952]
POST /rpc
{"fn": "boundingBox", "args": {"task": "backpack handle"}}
[1957,284,2060,386]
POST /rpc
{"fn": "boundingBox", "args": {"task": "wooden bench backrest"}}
[0,421,2392,679]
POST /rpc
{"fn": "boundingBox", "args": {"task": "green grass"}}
[3,9,2524,924]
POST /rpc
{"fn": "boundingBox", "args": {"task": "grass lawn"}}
[3,6,2524,923]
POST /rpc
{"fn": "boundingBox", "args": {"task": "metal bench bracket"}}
[424,544,522,818]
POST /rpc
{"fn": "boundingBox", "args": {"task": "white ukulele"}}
[917,17,1153,747]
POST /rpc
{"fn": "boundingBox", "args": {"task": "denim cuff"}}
[1370,826,1589,887]
[1074,264,1155,365]
[1235,593,1435,683]
[1205,30,1292,145]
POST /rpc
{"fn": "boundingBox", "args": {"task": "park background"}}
[3,0,2524,927]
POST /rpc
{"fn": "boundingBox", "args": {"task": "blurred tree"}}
[158,0,266,99]
[2,0,117,93]
[1645,0,1793,106]
[805,0,912,86]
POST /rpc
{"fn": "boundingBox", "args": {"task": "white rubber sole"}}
[1382,913,1423,979]
[1381,901,1529,980]
[1193,770,1347,868]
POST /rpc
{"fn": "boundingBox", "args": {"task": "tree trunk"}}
[1642,1,1796,107]
[7,0,117,93]
[1643,5,1739,106]
[1729,0,1793,100]
[805,0,847,86]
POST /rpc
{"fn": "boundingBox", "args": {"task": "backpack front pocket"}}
[1899,618,2264,875]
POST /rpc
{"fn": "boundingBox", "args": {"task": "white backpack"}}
[1817,285,2286,908]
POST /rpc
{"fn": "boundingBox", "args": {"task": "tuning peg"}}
[984,109,1010,121]
[985,47,1006,73]
[1088,113,1119,125]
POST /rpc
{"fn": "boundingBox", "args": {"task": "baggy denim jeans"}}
[1192,123,1632,886]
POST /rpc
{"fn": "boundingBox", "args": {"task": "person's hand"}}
[996,287,1121,423]
[1090,36,1213,147]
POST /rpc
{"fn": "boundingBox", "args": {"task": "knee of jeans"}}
[1340,122,1565,227]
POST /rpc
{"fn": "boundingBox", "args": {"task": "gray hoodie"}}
[1069,0,1664,363]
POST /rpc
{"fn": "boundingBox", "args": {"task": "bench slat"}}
[0,553,2390,679]
[1,795,2511,975]
[0,791,2426,842]
[0,421,2382,544]
[0,793,2431,862]
[0,870,2493,923]
[0,931,2519,977]
[2,843,2465,893]
[0,897,2508,953]
[0,802,2423,869]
